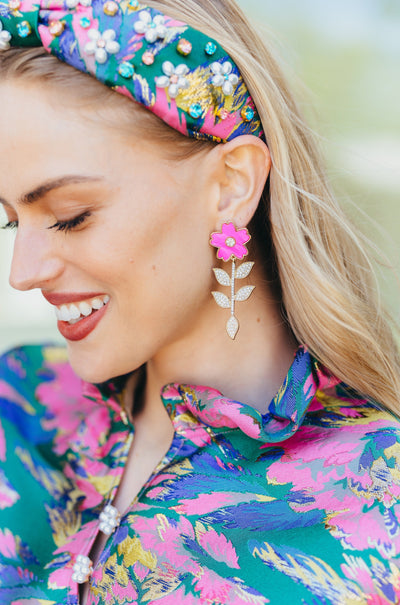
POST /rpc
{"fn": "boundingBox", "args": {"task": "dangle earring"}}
[210,222,255,340]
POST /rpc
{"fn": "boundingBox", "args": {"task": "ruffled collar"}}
[160,346,340,444]
[83,346,340,446]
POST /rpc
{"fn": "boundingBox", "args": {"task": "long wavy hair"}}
[1,0,399,413]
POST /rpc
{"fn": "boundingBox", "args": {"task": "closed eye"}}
[47,211,92,233]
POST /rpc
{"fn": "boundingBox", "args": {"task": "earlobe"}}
[215,136,271,228]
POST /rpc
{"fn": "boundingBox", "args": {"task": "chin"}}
[66,342,141,385]
[66,345,118,384]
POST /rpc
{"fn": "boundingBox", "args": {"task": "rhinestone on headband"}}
[177,38,192,56]
[118,61,135,78]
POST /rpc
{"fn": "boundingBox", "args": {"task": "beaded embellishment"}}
[72,554,93,584]
[155,61,190,99]
[99,503,121,536]
[84,28,120,64]
[0,22,11,50]
[211,61,239,96]
[133,9,167,43]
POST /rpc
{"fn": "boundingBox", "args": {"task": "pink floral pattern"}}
[210,222,251,261]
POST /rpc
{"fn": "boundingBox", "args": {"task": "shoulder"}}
[0,343,81,413]
[0,344,90,452]
[0,342,71,382]
[267,384,400,552]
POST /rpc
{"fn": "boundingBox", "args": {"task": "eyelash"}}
[1,211,92,233]
[48,211,92,232]
[2,221,18,231]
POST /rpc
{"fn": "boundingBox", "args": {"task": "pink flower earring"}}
[210,222,255,339]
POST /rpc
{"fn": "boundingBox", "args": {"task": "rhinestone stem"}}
[231,259,235,317]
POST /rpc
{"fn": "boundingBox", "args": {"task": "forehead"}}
[0,80,160,203]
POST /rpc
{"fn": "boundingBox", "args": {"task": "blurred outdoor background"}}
[0,0,399,354]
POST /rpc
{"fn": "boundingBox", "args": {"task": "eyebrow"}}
[0,175,105,208]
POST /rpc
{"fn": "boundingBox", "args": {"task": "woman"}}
[0,0,400,603]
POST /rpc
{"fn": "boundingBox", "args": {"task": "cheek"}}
[110,183,210,278]
[68,164,214,317]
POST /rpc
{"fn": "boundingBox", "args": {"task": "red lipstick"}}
[57,303,109,342]
[42,292,106,305]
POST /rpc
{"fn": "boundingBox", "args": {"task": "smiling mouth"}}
[55,295,110,325]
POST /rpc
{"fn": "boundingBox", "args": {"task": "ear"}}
[210,135,271,229]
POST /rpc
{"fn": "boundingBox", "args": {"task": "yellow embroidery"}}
[118,535,157,570]
[45,504,82,548]
[91,553,130,600]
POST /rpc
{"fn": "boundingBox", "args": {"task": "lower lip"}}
[57,303,109,342]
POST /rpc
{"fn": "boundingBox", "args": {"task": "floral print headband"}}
[0,0,265,143]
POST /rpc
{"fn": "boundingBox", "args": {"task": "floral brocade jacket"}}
[1,345,400,605]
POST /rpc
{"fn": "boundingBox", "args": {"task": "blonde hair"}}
[1,0,400,413]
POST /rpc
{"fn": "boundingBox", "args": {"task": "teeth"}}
[55,295,110,323]
[59,305,71,322]
[69,304,81,320]
[91,298,104,310]
[79,302,92,317]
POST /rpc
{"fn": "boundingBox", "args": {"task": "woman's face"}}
[0,81,219,382]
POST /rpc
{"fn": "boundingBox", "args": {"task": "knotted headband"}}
[0,0,265,142]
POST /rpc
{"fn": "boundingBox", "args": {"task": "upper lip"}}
[41,291,108,306]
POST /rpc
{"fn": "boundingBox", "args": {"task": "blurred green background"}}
[0,0,399,353]
[239,0,400,315]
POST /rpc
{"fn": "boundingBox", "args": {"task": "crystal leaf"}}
[213,268,231,287]
[226,315,239,339]
[235,261,254,279]
[235,285,255,302]
[212,291,231,309]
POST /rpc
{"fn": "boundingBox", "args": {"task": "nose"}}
[9,226,64,291]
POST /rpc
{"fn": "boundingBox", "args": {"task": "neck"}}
[143,264,297,415]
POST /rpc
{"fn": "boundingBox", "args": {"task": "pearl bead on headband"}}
[0,0,265,143]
